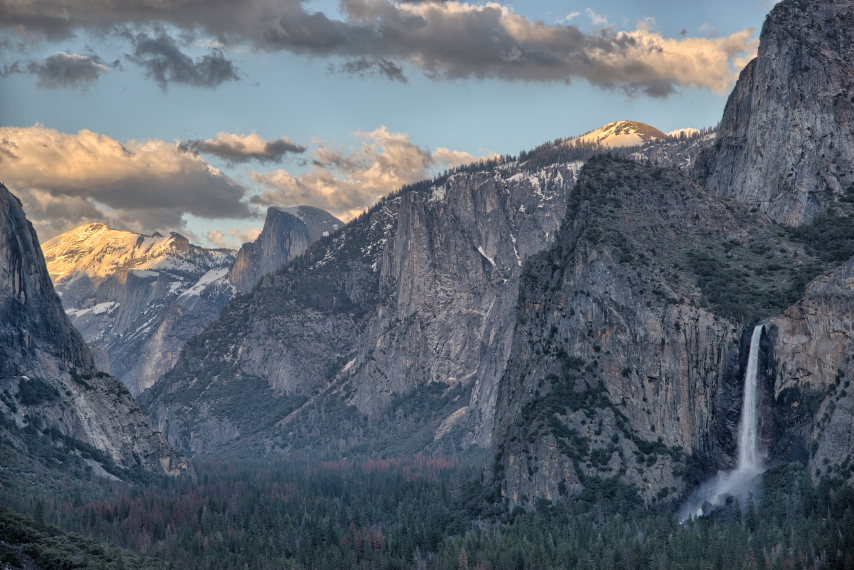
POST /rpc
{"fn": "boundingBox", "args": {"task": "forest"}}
[2,454,853,570]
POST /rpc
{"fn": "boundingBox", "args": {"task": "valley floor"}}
[1,456,852,570]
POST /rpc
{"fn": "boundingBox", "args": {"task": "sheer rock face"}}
[142,159,582,455]
[767,258,854,484]
[695,0,854,225]
[43,224,236,395]
[0,184,184,477]
[489,157,827,509]
[228,206,342,294]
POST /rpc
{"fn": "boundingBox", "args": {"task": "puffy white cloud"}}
[0,125,251,239]
[250,126,482,220]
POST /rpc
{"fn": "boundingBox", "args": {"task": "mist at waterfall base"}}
[678,325,766,522]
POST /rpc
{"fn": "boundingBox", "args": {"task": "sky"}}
[0,0,778,248]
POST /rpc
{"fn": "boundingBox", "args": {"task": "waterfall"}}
[678,324,765,521]
[737,325,765,473]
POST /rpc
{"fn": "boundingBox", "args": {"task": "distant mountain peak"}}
[228,204,342,293]
[569,120,668,149]
[43,224,231,285]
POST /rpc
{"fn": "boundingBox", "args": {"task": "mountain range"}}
[0,0,850,515]
[42,206,341,395]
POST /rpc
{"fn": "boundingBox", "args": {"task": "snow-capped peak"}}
[42,223,233,284]
[568,120,668,149]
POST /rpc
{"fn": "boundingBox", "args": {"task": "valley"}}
[0,0,852,567]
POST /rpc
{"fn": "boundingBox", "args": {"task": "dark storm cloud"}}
[1,52,113,89]
[179,132,307,164]
[0,0,756,95]
[125,31,239,89]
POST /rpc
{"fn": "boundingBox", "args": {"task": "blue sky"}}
[0,0,777,247]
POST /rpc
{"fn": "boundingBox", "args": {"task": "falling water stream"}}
[679,324,765,521]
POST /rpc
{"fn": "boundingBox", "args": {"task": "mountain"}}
[695,0,854,225]
[228,206,342,294]
[132,0,853,510]
[629,128,717,171]
[0,184,184,484]
[141,155,584,455]
[569,121,668,149]
[490,0,854,509]
[138,127,720,460]
[43,224,236,395]
[43,206,340,395]
[490,156,832,507]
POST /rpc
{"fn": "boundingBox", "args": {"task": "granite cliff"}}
[0,184,184,482]
[141,154,584,455]
[696,0,854,225]
[489,156,836,508]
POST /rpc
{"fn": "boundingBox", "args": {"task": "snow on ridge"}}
[67,301,119,318]
[667,128,701,138]
[177,267,230,300]
[428,185,447,203]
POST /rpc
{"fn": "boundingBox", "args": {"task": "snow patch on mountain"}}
[568,120,668,149]
[668,128,701,138]
[178,268,231,301]
[67,301,120,318]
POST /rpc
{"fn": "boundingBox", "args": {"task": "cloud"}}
[179,132,306,164]
[558,12,581,24]
[1,0,757,96]
[125,31,239,89]
[250,126,481,220]
[0,125,251,239]
[585,9,609,27]
[1,52,113,89]
[207,227,262,248]
[334,57,408,82]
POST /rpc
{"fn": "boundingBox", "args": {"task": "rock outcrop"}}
[0,184,184,479]
[695,0,854,225]
[767,257,854,484]
[228,206,342,294]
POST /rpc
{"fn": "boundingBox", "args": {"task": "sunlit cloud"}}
[250,126,484,220]
[179,132,306,164]
[207,227,263,249]
[0,125,251,239]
